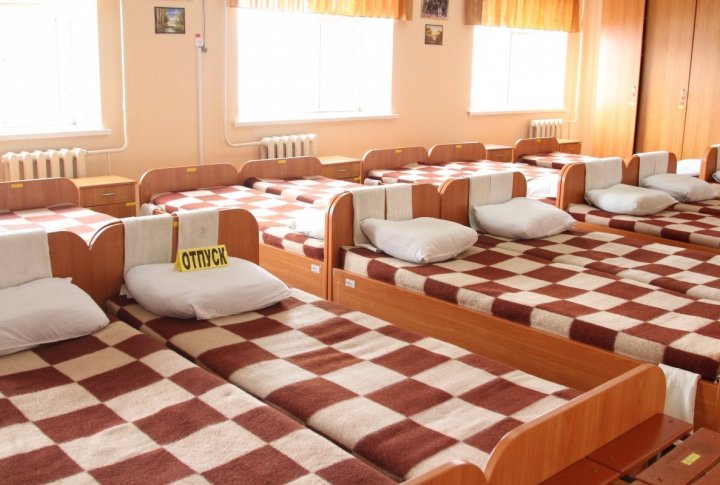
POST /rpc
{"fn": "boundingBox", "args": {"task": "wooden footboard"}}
[0,177,79,210]
[429,142,486,164]
[513,137,560,162]
[238,157,324,186]
[700,145,719,182]
[138,163,238,204]
[361,146,429,181]
[260,244,326,298]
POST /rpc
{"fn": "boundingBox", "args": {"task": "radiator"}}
[260,133,318,159]
[528,119,565,138]
[1,148,87,181]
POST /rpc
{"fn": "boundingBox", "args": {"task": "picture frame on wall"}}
[425,24,443,45]
[155,7,186,34]
[421,0,448,20]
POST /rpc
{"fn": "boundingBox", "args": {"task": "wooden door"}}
[682,0,720,159]
[591,0,646,158]
[635,0,696,155]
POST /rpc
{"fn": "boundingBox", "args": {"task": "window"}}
[0,0,102,135]
[236,9,393,123]
[470,26,568,113]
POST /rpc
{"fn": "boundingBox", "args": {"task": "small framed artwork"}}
[421,0,449,20]
[425,24,443,45]
[155,7,186,34]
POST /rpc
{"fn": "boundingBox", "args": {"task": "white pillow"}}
[125,257,291,320]
[0,278,109,356]
[714,170,720,183]
[473,197,575,239]
[641,173,716,202]
[586,184,676,216]
[526,175,559,199]
[360,217,477,264]
[676,158,701,177]
[289,208,325,240]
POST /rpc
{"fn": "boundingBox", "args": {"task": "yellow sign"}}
[277,159,287,165]
[186,167,197,173]
[681,452,701,465]
[10,183,23,189]
[175,244,229,272]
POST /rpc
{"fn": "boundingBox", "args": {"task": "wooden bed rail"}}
[623,152,679,186]
[700,145,719,182]
[48,230,93,297]
[556,162,586,211]
[0,177,79,210]
[138,163,238,205]
[513,137,559,162]
[361,146,429,182]
[403,461,487,485]
[238,156,324,185]
[438,173,527,225]
[429,142,487,164]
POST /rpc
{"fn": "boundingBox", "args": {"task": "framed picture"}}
[421,0,449,20]
[425,24,443,45]
[155,7,185,34]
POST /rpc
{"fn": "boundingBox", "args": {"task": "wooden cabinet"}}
[73,175,137,217]
[590,0,645,159]
[318,156,361,182]
[484,144,513,162]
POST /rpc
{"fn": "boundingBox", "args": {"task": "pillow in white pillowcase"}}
[289,208,326,240]
[586,184,676,216]
[125,257,291,320]
[473,197,575,239]
[676,158,701,177]
[713,171,720,183]
[360,217,478,264]
[641,173,716,202]
[526,175,559,199]
[0,278,109,356]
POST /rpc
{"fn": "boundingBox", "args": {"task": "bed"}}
[138,163,333,298]
[239,156,360,207]
[328,183,720,431]
[90,207,667,485]
[0,178,117,244]
[513,137,597,169]
[0,229,397,484]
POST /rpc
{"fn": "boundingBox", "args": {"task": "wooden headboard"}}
[556,163,587,210]
[238,157,324,186]
[439,172,527,225]
[623,152,678,186]
[513,137,560,162]
[0,177,79,211]
[138,163,238,205]
[700,145,719,182]
[428,142,487,164]
[89,208,259,304]
[361,146,429,181]
[47,230,94,297]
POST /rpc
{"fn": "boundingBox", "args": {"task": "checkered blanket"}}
[519,152,597,170]
[0,320,390,484]
[0,205,117,244]
[108,290,580,480]
[341,244,720,380]
[569,203,720,250]
[366,161,557,186]
[151,186,325,260]
[673,199,720,218]
[245,176,358,208]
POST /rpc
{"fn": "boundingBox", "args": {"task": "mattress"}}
[519,152,597,170]
[0,205,117,244]
[151,186,325,260]
[0,320,390,484]
[569,203,720,250]
[245,176,358,207]
[108,289,580,480]
[342,243,720,380]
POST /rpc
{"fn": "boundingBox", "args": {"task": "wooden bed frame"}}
[88,194,665,485]
[428,142,487,164]
[237,156,325,186]
[0,177,79,210]
[700,145,719,182]
[622,152,678,186]
[438,172,527,224]
[138,163,330,297]
[361,146,429,182]
[513,137,561,162]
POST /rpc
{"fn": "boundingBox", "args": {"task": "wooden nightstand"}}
[73,175,137,217]
[558,139,582,154]
[318,156,361,182]
[485,144,514,162]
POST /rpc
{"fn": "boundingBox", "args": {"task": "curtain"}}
[465,0,579,32]
[229,0,413,20]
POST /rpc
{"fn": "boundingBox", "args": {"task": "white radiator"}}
[528,119,565,138]
[260,133,318,159]
[1,148,87,181]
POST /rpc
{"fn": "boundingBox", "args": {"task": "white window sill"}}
[0,127,111,142]
[468,107,568,116]
[235,112,398,127]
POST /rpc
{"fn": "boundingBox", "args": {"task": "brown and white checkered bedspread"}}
[475,230,720,302]
[108,290,580,480]
[569,203,720,250]
[0,320,390,484]
[0,205,117,244]
[152,186,325,260]
[519,152,596,170]
[341,244,720,380]
[245,176,358,208]
[673,198,720,218]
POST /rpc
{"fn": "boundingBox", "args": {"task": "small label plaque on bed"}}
[278,159,287,165]
[175,244,229,272]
